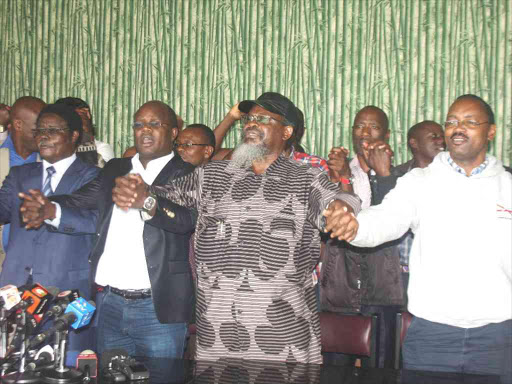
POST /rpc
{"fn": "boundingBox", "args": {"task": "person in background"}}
[320,106,403,368]
[0,97,45,253]
[175,124,215,167]
[55,97,114,167]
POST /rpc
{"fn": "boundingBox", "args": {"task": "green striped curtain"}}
[1,0,510,165]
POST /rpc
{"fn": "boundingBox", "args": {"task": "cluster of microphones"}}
[0,283,96,383]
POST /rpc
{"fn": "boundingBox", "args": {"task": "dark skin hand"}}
[323,200,359,241]
[327,147,353,192]
[112,174,153,213]
[18,189,57,229]
[363,140,393,177]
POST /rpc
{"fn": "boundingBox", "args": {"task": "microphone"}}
[0,285,21,310]
[29,298,95,348]
[44,289,81,319]
[20,284,58,316]
[76,350,97,378]
[25,344,54,371]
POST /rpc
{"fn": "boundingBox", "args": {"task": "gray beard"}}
[231,142,270,168]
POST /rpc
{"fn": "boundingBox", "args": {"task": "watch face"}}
[143,196,156,210]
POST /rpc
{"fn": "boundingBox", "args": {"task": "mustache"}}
[450,132,468,140]
[38,140,52,147]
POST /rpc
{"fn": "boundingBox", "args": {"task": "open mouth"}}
[140,135,154,146]
[243,128,263,140]
[450,134,468,145]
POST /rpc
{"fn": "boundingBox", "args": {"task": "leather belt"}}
[109,286,152,300]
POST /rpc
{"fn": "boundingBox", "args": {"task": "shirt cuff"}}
[44,202,61,228]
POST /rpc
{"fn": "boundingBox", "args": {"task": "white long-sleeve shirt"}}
[351,152,512,328]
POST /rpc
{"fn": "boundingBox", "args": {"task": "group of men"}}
[0,91,510,383]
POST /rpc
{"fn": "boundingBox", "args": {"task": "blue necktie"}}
[42,166,56,196]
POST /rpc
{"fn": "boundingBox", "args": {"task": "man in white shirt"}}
[21,101,196,381]
[2,103,99,364]
[326,94,512,383]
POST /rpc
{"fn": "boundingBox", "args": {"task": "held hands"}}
[362,140,393,177]
[112,174,149,210]
[19,190,56,229]
[327,146,351,183]
[323,200,359,242]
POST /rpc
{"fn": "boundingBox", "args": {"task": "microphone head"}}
[63,297,96,330]
[0,285,21,310]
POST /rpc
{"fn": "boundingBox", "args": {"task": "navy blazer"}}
[50,154,197,324]
[0,157,100,298]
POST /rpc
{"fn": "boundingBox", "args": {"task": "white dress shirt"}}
[44,154,77,228]
[94,152,174,290]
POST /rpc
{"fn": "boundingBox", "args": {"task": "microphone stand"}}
[41,330,83,383]
[2,311,40,384]
[1,307,7,358]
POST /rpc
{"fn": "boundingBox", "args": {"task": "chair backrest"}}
[319,312,378,368]
[394,311,413,369]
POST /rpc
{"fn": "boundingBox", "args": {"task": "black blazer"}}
[51,154,197,324]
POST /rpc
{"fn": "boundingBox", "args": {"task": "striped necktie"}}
[42,166,56,196]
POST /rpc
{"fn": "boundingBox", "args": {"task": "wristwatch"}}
[339,176,355,185]
[141,193,157,213]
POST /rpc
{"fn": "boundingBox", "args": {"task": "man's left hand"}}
[323,200,359,241]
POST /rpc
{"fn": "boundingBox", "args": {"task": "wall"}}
[0,0,510,164]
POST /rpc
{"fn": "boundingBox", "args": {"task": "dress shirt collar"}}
[131,152,174,184]
[447,154,489,177]
[42,153,77,179]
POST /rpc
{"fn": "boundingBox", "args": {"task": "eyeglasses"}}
[175,143,210,149]
[241,114,284,125]
[132,121,168,130]
[444,120,489,129]
[32,128,70,137]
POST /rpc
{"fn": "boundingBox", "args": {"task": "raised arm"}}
[211,103,241,160]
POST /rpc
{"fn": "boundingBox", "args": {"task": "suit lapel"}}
[54,157,84,195]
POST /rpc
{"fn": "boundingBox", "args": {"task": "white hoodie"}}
[351,152,512,328]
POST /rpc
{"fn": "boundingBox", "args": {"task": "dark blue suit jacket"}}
[0,157,100,298]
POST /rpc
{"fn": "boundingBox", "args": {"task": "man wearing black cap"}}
[0,104,100,363]
[111,92,361,363]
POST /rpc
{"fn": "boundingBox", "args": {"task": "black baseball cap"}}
[238,92,299,127]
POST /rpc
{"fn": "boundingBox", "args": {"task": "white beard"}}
[231,142,270,168]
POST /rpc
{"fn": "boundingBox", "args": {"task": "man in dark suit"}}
[21,101,196,380]
[1,103,100,363]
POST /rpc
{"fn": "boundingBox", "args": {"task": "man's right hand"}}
[19,189,57,229]
[327,146,351,183]
[112,174,150,210]
[228,102,242,121]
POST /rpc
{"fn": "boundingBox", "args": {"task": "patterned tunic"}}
[153,155,360,363]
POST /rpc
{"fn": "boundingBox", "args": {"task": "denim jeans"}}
[403,316,512,384]
[96,290,187,382]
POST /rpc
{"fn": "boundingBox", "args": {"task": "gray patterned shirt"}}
[153,155,360,363]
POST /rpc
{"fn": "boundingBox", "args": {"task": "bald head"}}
[10,96,46,155]
[135,100,178,129]
[11,96,45,119]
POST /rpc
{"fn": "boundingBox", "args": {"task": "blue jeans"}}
[403,316,512,384]
[96,291,187,381]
